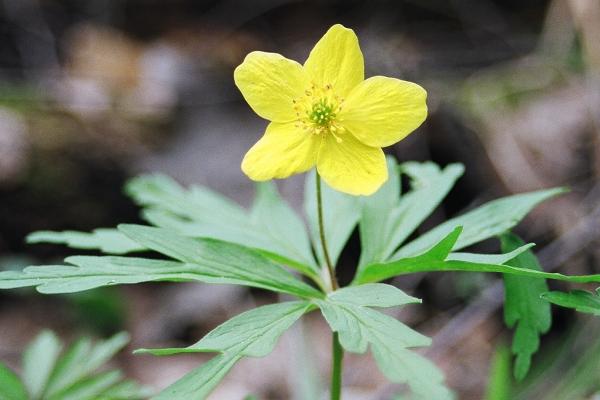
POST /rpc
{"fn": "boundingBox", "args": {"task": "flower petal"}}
[304,24,364,98]
[317,133,387,196]
[340,76,427,148]
[234,51,309,122]
[242,121,321,181]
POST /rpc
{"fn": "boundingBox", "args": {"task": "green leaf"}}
[0,363,27,400]
[118,224,322,298]
[28,175,319,280]
[357,157,402,268]
[304,170,361,268]
[354,227,462,284]
[0,251,322,299]
[126,174,249,228]
[484,346,512,400]
[317,290,452,400]
[328,283,420,308]
[447,244,535,264]
[541,288,600,316]
[45,332,130,397]
[358,160,464,269]
[22,330,62,400]
[127,175,317,276]
[138,301,312,356]
[139,301,312,399]
[151,354,238,400]
[393,188,566,259]
[501,233,551,381]
[143,208,319,281]
[98,379,153,399]
[250,182,317,272]
[356,227,600,286]
[2,331,148,400]
[0,257,183,293]
[48,370,123,400]
[26,229,144,255]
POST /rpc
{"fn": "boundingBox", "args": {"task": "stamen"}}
[295,83,347,142]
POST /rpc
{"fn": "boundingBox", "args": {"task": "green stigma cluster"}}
[308,99,336,126]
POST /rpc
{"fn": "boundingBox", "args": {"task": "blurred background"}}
[1,0,599,399]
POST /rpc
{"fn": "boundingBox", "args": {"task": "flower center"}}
[293,83,345,142]
[308,99,336,127]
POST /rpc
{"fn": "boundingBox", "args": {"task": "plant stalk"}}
[331,332,344,400]
[315,174,339,291]
[315,173,343,400]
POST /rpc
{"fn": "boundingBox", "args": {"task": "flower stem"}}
[331,332,344,400]
[315,173,343,400]
[315,174,338,291]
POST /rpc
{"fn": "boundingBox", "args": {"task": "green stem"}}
[315,174,338,291]
[315,173,343,399]
[331,332,344,400]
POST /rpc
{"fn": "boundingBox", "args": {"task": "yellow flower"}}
[234,24,427,196]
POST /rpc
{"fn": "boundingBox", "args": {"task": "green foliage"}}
[128,175,319,275]
[356,227,529,284]
[26,230,143,255]
[541,288,600,316]
[393,187,566,259]
[484,346,512,400]
[3,159,582,399]
[356,227,600,285]
[119,224,321,298]
[501,233,551,381]
[22,331,62,399]
[251,182,317,273]
[137,302,312,400]
[317,284,453,399]
[29,175,319,280]
[0,226,321,299]
[358,159,464,270]
[0,362,28,400]
[0,331,149,400]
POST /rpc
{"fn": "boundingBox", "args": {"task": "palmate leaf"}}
[304,170,362,268]
[358,159,464,270]
[118,224,321,298]
[500,233,551,381]
[392,188,566,259]
[51,370,123,400]
[136,301,313,399]
[126,174,251,230]
[317,284,453,400]
[0,226,322,299]
[128,175,319,274]
[355,227,600,286]
[27,175,319,280]
[1,330,149,400]
[541,288,600,316]
[44,332,131,397]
